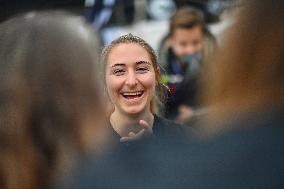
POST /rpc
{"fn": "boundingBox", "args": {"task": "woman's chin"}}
[122,106,146,116]
[125,109,143,115]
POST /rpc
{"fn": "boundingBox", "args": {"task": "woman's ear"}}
[155,67,161,86]
[156,67,160,76]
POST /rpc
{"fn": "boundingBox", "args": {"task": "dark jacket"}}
[108,114,192,144]
[58,110,284,189]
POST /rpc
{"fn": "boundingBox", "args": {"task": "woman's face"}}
[105,43,156,115]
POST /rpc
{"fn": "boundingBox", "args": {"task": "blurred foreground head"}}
[201,0,284,127]
[0,11,105,189]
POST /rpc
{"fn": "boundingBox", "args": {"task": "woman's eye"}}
[113,69,125,75]
[136,67,149,73]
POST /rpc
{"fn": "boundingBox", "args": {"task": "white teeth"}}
[122,91,143,96]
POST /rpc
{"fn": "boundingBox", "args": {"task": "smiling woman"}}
[106,43,156,116]
[101,34,189,143]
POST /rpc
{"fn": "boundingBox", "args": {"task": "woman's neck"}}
[110,109,154,137]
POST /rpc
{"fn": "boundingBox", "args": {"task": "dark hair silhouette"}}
[0,11,105,189]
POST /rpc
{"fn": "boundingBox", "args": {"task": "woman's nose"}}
[125,71,138,87]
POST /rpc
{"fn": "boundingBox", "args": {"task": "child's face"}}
[170,26,204,59]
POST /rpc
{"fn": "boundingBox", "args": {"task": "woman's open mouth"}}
[121,91,144,100]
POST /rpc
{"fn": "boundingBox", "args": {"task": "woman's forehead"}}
[107,43,152,64]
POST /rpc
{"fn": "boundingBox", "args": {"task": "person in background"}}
[159,6,216,123]
[101,33,190,143]
[0,11,106,189]
[173,0,284,187]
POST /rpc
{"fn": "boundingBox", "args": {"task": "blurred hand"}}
[120,120,154,143]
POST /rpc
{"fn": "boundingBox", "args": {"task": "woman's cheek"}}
[106,77,119,99]
[142,74,156,91]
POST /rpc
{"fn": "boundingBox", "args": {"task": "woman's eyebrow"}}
[111,63,125,68]
[136,61,151,65]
